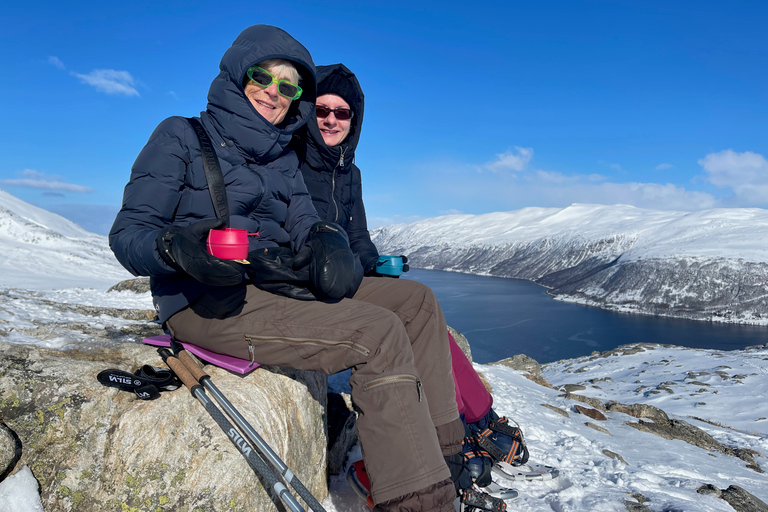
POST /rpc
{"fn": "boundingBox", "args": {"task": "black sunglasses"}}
[315,105,354,121]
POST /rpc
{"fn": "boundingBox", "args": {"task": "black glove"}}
[156,219,244,287]
[243,246,316,301]
[293,222,363,300]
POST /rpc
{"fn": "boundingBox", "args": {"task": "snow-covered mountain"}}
[371,204,768,324]
[0,189,133,291]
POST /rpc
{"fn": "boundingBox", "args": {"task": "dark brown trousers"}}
[167,277,462,506]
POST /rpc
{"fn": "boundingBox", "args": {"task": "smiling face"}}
[316,94,352,147]
[244,64,294,126]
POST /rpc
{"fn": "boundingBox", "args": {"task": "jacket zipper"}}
[244,334,370,357]
[331,146,348,223]
[362,374,423,402]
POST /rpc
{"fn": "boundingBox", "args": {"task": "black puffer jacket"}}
[297,64,379,274]
[110,25,320,323]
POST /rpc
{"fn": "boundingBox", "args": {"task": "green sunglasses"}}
[246,66,303,100]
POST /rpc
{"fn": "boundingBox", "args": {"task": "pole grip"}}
[178,350,209,382]
[162,352,199,390]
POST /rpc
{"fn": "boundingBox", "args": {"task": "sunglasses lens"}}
[315,107,352,120]
[278,82,300,99]
[248,67,273,87]
[334,109,352,120]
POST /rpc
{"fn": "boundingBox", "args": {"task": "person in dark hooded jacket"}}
[299,64,530,500]
[109,25,464,512]
[297,64,379,275]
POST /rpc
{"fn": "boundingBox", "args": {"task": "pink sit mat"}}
[143,334,260,375]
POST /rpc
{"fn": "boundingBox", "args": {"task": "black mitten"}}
[293,222,363,300]
[156,219,244,287]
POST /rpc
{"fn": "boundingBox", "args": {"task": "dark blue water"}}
[403,269,768,364]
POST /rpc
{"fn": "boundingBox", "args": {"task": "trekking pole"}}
[158,348,307,512]
[170,343,327,512]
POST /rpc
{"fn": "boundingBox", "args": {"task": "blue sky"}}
[1,1,766,235]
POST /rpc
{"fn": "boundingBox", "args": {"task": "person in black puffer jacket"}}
[109,27,461,512]
[297,64,380,275]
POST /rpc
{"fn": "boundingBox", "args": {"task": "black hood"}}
[204,24,317,164]
[303,63,364,172]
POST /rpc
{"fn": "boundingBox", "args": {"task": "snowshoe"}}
[472,415,529,468]
[467,409,559,483]
[459,486,507,511]
[462,437,519,499]
[492,462,560,482]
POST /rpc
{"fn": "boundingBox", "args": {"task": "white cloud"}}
[48,56,66,69]
[419,151,719,213]
[533,170,607,184]
[72,69,140,97]
[698,149,768,205]
[699,149,768,188]
[486,147,533,173]
[590,182,717,210]
[655,163,673,171]
[0,169,93,193]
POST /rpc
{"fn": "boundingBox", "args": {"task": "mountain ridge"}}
[0,189,133,291]
[370,204,768,324]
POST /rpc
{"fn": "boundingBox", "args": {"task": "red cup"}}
[206,228,257,260]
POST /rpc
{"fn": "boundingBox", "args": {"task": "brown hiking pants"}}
[166,277,462,506]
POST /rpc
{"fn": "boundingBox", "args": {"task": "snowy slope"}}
[324,343,768,512]
[0,192,767,511]
[371,204,768,324]
[0,189,134,291]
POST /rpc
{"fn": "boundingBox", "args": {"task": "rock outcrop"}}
[0,340,328,512]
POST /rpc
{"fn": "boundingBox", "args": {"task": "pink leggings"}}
[448,331,493,423]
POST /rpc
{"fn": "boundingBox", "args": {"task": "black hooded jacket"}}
[110,25,320,323]
[297,64,379,274]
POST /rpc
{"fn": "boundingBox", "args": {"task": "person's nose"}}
[265,83,279,99]
[323,112,337,126]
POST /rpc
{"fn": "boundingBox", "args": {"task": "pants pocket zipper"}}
[363,374,423,402]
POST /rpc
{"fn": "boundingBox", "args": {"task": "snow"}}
[0,466,44,512]
[322,345,768,511]
[2,191,767,511]
[0,189,134,291]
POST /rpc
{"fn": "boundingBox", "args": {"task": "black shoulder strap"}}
[188,117,229,227]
